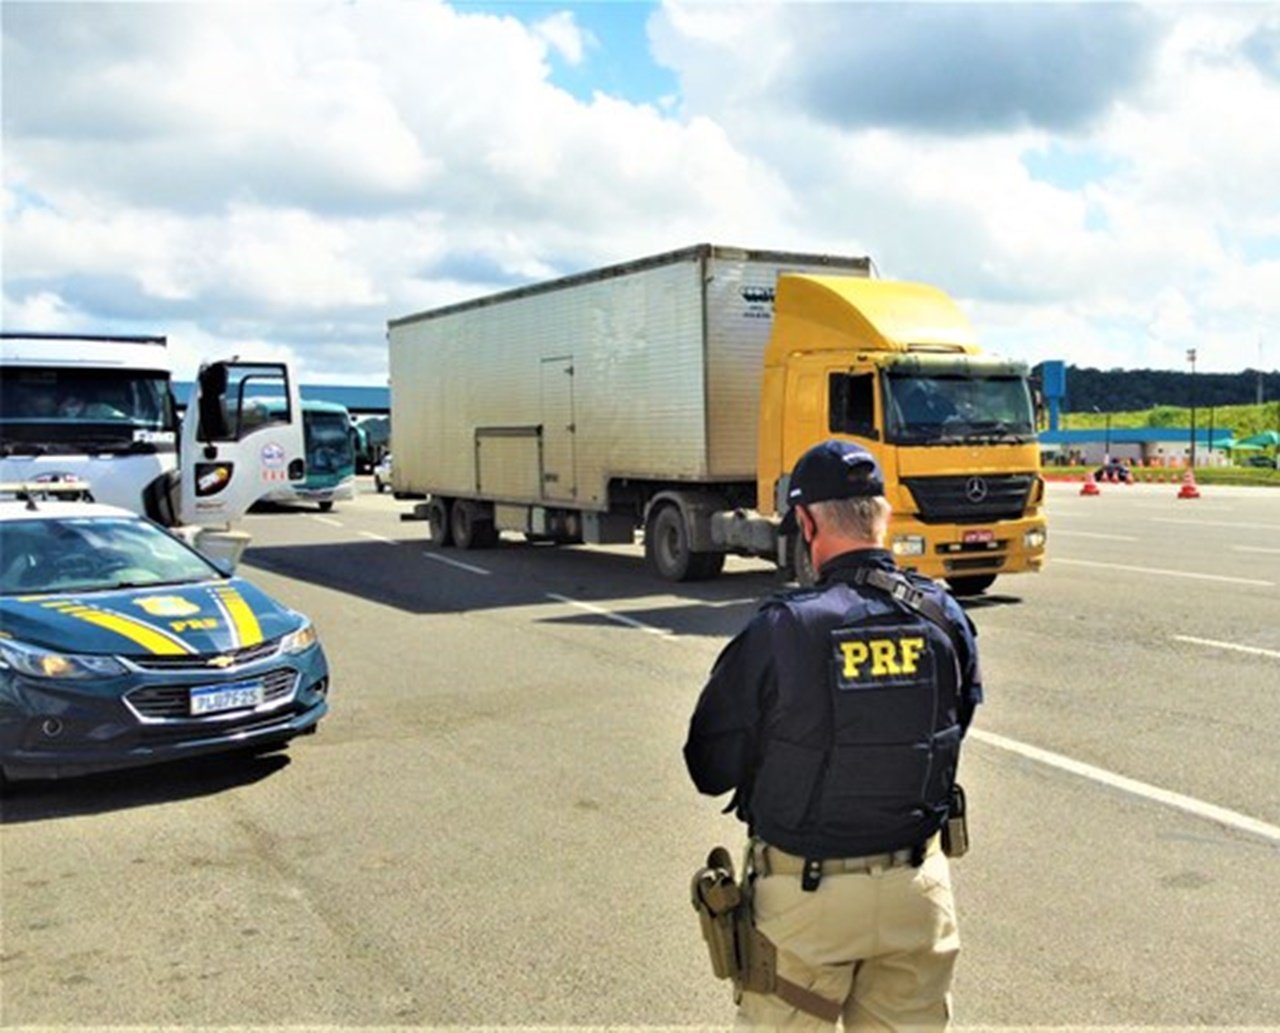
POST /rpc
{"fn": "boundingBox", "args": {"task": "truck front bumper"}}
[888,513,1047,581]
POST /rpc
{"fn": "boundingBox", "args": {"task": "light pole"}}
[1092,405,1112,463]
[1187,348,1197,468]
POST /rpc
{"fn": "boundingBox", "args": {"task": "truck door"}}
[179,361,306,526]
[540,356,577,501]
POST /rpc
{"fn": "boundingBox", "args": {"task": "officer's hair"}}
[809,496,892,544]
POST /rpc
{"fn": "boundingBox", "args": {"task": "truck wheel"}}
[318,501,334,513]
[646,503,705,581]
[946,574,997,596]
[427,497,454,547]
[451,500,498,550]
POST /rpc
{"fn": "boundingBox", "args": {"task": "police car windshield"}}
[884,374,1035,445]
[0,516,221,596]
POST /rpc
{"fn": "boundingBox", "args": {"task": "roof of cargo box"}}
[764,276,979,362]
[387,243,872,328]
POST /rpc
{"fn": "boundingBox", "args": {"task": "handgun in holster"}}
[690,847,775,991]
[941,783,969,858]
[690,847,842,1023]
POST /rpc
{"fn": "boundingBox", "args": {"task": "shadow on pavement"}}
[0,751,291,824]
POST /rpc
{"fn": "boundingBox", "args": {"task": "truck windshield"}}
[0,368,176,454]
[884,372,1035,445]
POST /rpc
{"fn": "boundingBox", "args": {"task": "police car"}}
[0,491,330,783]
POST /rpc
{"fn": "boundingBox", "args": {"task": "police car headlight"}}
[0,638,127,680]
[891,535,926,558]
[1024,527,1047,551]
[281,620,319,655]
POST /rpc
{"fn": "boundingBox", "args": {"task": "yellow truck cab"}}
[758,275,1047,593]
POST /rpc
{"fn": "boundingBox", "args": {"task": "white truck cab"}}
[0,333,306,565]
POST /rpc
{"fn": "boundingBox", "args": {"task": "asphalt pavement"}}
[2,479,1277,1030]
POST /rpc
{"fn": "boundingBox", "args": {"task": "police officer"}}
[684,439,982,1030]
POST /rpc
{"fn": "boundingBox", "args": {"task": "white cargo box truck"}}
[387,244,870,578]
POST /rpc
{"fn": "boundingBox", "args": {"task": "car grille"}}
[125,667,298,720]
[127,640,281,671]
[902,475,1034,524]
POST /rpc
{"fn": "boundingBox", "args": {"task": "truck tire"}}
[644,503,723,581]
[946,574,997,596]
[427,497,454,547]
[645,504,693,580]
[451,499,499,550]
[318,501,334,513]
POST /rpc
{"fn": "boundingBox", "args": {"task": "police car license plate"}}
[962,529,995,544]
[190,679,266,716]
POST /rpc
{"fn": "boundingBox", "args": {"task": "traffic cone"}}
[1081,476,1100,496]
[1177,469,1200,499]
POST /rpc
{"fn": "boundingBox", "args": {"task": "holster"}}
[941,783,969,859]
[691,846,839,1023]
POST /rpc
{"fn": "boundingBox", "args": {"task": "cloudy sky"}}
[3,1,1278,383]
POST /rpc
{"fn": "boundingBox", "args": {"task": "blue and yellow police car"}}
[0,493,329,783]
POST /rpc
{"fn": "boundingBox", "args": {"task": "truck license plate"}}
[190,679,265,716]
[962,529,995,545]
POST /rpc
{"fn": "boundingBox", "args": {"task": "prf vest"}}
[746,581,963,859]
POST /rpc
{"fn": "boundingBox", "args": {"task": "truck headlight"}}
[891,535,926,557]
[1024,527,1047,551]
[0,639,127,680]
[281,620,319,655]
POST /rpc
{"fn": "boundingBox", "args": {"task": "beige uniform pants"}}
[736,845,959,1031]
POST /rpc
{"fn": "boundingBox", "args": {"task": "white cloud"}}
[3,0,1278,386]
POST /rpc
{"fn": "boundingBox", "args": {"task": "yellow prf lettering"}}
[170,617,218,632]
[840,641,869,678]
[869,639,901,675]
[898,637,926,674]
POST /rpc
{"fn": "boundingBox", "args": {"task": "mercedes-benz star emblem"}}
[965,477,989,503]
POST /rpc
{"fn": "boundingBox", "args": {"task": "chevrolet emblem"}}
[207,655,235,668]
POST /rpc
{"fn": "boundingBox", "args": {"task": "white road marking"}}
[1173,635,1280,660]
[545,592,681,642]
[1152,517,1280,532]
[538,587,1280,842]
[1052,557,1273,587]
[422,552,491,576]
[971,729,1280,845]
[1049,530,1138,542]
[312,516,344,528]
[358,531,397,544]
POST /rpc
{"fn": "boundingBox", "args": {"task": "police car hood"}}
[0,577,302,657]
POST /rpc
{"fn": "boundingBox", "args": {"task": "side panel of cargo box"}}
[388,254,714,508]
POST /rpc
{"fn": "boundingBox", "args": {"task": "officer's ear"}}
[798,505,818,544]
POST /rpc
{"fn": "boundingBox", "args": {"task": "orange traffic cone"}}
[1081,476,1100,496]
[1177,469,1200,499]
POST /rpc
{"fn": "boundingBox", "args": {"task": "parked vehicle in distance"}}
[0,491,330,783]
[1093,460,1133,483]
[1243,454,1279,469]
[373,453,393,493]
[259,398,357,512]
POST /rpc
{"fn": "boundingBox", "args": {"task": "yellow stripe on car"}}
[46,601,194,656]
[212,586,263,647]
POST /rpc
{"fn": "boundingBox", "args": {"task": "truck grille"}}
[902,475,1034,525]
[125,668,298,720]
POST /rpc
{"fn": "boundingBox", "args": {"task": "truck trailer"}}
[387,244,1046,593]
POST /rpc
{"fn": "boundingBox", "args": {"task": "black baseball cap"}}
[779,439,885,534]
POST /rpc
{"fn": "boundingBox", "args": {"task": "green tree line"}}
[1033,364,1280,414]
